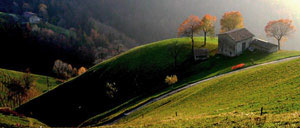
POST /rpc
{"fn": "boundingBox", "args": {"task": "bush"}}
[165,75,178,85]
[53,59,80,79]
[77,67,87,75]
[105,82,118,98]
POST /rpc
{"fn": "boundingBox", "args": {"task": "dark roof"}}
[220,28,255,42]
[251,38,277,49]
[23,12,36,18]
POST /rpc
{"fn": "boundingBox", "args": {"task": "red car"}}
[232,63,245,70]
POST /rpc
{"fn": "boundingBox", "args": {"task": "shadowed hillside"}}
[16,37,300,127]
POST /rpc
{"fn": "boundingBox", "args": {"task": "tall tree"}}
[200,14,216,46]
[220,11,244,33]
[168,40,184,70]
[265,19,296,50]
[178,15,201,56]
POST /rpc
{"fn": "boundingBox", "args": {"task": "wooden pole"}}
[260,107,263,116]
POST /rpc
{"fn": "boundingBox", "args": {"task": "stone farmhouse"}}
[218,28,278,57]
[22,12,41,24]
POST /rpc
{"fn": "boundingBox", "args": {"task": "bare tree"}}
[265,19,296,50]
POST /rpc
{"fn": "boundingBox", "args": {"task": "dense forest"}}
[0,0,138,76]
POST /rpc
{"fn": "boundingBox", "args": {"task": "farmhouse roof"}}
[220,28,255,42]
[23,12,36,18]
[251,38,277,49]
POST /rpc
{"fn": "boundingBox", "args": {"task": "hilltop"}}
[107,58,300,127]
[16,37,300,127]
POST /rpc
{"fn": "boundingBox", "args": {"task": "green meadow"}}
[108,58,300,127]
[81,37,300,127]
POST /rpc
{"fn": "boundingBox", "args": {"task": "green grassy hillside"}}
[0,68,61,108]
[0,68,60,93]
[108,58,300,127]
[16,37,300,127]
[0,113,47,128]
[0,68,60,127]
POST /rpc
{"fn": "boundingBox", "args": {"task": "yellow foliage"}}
[78,67,87,75]
[165,75,178,85]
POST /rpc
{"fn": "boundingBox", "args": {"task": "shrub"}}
[77,67,87,75]
[53,60,81,79]
[165,75,178,85]
[105,82,118,98]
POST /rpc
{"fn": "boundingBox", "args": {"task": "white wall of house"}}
[29,16,41,24]
[218,34,237,57]
[235,38,253,55]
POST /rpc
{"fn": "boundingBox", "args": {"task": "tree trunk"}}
[204,32,207,46]
[277,39,281,50]
[191,32,195,57]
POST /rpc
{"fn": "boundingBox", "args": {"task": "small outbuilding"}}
[250,38,278,53]
[29,15,41,24]
[23,12,41,24]
[218,28,255,57]
[194,48,209,61]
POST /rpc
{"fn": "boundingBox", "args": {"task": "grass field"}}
[0,69,60,127]
[14,36,300,126]
[81,38,300,127]
[107,58,300,127]
[0,68,60,94]
[0,113,47,127]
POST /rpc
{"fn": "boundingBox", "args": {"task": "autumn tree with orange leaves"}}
[220,11,244,33]
[178,15,201,56]
[200,14,216,46]
[265,19,296,50]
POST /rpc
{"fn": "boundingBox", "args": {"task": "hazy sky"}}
[170,0,300,50]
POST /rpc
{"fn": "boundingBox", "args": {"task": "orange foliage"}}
[265,19,295,40]
[200,14,216,33]
[220,11,244,33]
[165,75,178,85]
[265,19,295,50]
[78,67,87,75]
[232,63,245,70]
[177,15,201,37]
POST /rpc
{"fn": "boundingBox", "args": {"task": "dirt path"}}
[102,56,300,126]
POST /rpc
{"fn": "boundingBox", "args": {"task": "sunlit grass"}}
[82,37,300,127]
[109,59,300,127]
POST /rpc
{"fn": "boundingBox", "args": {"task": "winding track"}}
[102,56,300,126]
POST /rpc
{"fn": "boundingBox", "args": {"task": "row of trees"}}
[52,60,87,80]
[177,11,244,56]
[178,11,296,52]
[177,14,216,56]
